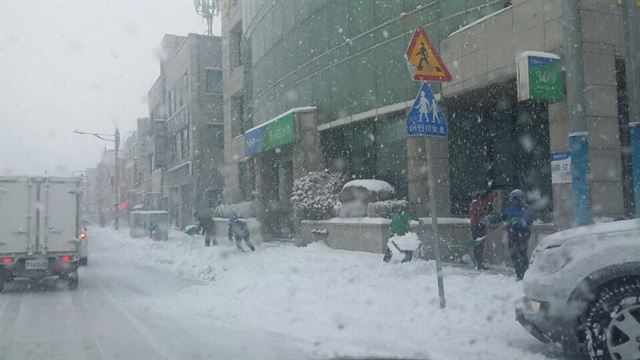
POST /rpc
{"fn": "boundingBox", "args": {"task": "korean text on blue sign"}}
[407,82,448,137]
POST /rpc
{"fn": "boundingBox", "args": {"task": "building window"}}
[168,88,176,116]
[205,68,222,94]
[230,22,243,69]
[231,94,245,137]
[208,124,224,149]
[170,134,177,163]
[239,161,255,201]
[180,72,188,108]
[207,188,223,209]
[179,127,190,160]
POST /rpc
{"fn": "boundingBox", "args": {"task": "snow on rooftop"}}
[517,51,560,60]
[342,179,395,193]
[448,5,512,38]
[244,106,318,133]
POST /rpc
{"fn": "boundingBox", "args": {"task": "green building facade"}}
[236,0,511,209]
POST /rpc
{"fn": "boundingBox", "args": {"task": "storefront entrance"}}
[445,82,552,220]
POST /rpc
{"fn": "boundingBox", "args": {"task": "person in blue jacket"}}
[228,214,255,252]
[485,189,534,280]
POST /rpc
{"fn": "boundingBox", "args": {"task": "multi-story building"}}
[148,33,224,228]
[221,0,636,234]
[96,149,116,225]
[81,167,99,222]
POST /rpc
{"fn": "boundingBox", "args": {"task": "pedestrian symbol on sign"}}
[407,82,448,137]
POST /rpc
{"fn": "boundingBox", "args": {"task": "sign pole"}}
[405,27,452,309]
[426,139,446,308]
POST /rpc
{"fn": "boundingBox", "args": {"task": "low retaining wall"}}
[300,217,557,265]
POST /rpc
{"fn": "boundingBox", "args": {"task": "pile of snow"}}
[92,227,556,359]
[342,179,395,193]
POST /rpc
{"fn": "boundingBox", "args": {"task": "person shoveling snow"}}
[228,214,255,252]
[384,232,421,263]
[383,210,421,263]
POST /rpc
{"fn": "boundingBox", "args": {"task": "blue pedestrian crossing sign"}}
[406,82,448,137]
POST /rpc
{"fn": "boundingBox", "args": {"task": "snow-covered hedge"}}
[291,170,345,220]
[367,199,409,218]
[214,201,257,218]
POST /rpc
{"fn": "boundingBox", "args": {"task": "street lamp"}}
[74,128,121,229]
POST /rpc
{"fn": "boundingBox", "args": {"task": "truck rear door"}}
[39,178,79,253]
[0,177,34,254]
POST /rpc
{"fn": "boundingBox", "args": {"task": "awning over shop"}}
[244,107,316,156]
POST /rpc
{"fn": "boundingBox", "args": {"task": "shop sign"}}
[517,51,564,103]
[550,151,572,184]
[245,112,295,156]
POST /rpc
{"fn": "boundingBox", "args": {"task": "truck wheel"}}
[79,257,88,266]
[583,279,640,360]
[67,272,79,290]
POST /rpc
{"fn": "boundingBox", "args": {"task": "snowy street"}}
[0,227,573,360]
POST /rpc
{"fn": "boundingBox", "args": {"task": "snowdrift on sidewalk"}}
[94,227,557,360]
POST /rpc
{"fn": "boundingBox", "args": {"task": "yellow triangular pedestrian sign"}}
[405,27,452,82]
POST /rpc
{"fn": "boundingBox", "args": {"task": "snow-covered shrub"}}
[291,170,345,220]
[367,200,409,218]
[214,201,257,218]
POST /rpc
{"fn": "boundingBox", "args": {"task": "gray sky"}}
[0,0,221,176]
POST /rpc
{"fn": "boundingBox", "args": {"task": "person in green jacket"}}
[383,210,421,263]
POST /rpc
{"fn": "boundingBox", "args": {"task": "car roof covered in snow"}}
[543,218,640,244]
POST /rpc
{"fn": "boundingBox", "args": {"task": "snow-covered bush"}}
[367,199,409,218]
[214,201,257,218]
[291,170,345,220]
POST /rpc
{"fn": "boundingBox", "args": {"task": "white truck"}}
[0,176,82,291]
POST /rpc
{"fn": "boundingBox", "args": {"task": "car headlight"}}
[531,245,571,274]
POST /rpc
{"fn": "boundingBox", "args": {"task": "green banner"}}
[245,112,295,156]
[262,112,295,152]
[528,56,564,103]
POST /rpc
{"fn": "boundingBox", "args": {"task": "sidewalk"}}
[94,227,563,360]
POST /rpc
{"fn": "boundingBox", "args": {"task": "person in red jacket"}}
[469,190,494,270]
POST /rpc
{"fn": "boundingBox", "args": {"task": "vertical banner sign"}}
[517,51,564,103]
[550,151,572,184]
[405,26,451,309]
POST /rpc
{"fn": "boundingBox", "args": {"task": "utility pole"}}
[562,0,592,226]
[114,129,120,230]
[73,128,121,229]
[623,0,640,217]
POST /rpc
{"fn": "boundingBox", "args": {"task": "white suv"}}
[516,219,640,360]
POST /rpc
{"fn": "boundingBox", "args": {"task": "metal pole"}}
[631,123,640,217]
[114,128,120,230]
[623,0,640,217]
[562,0,591,226]
[426,139,446,309]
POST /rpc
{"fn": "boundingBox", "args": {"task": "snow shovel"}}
[184,225,199,236]
[456,223,506,248]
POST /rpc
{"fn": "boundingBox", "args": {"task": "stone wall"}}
[300,218,557,266]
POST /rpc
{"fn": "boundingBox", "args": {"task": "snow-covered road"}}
[0,227,574,359]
